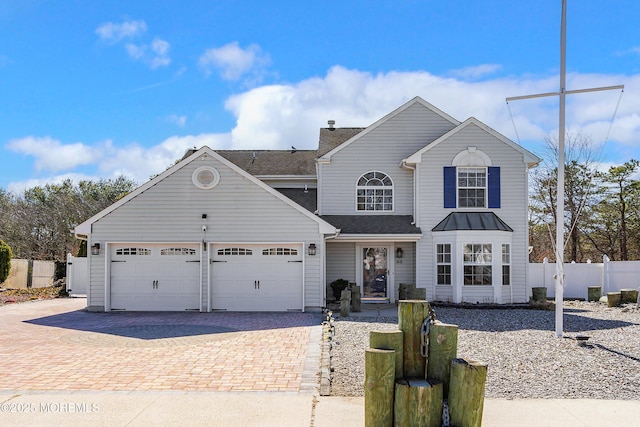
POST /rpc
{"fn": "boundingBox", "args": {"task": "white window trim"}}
[502,243,511,286]
[463,242,493,286]
[452,147,492,167]
[355,170,395,212]
[436,243,452,286]
[457,167,488,209]
[433,230,512,304]
[192,166,221,190]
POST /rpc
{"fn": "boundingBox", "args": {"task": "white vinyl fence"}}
[529,256,640,300]
[66,253,88,296]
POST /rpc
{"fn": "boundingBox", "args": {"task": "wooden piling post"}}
[364,348,395,427]
[340,289,351,317]
[394,379,442,427]
[398,300,431,378]
[370,330,404,379]
[448,358,488,427]
[351,285,362,312]
[607,291,621,307]
[427,322,458,396]
[531,287,547,302]
[587,286,601,302]
[621,288,639,304]
[398,283,407,300]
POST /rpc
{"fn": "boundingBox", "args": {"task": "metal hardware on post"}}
[442,399,450,427]
[420,318,430,357]
[420,306,437,358]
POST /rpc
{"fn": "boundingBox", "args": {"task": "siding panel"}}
[320,103,457,215]
[87,155,327,311]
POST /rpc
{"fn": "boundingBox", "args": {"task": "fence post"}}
[66,253,73,293]
[603,255,610,293]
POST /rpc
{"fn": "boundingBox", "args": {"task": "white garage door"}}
[110,244,201,311]
[210,244,303,311]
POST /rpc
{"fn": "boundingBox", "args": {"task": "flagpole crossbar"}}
[506,85,624,102]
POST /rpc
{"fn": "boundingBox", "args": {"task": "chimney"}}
[327,120,335,130]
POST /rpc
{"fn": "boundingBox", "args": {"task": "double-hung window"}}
[458,167,486,208]
[356,171,393,211]
[436,244,452,285]
[502,244,511,285]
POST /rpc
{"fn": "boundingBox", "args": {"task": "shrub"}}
[54,261,66,281]
[330,279,350,301]
[0,240,12,284]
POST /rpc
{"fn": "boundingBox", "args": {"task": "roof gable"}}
[403,117,541,167]
[74,146,336,235]
[318,96,460,162]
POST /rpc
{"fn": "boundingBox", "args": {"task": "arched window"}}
[356,171,393,211]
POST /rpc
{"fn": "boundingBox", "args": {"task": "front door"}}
[362,247,388,299]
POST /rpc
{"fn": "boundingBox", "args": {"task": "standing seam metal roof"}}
[432,212,513,232]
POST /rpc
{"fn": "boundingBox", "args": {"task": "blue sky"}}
[1,0,639,192]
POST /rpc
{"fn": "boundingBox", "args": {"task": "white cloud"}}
[96,134,231,180]
[6,173,98,195]
[148,38,171,69]
[7,66,640,191]
[95,20,147,43]
[199,42,270,82]
[97,20,170,69]
[125,38,171,69]
[222,66,640,157]
[450,64,503,80]
[6,136,103,172]
[166,114,187,127]
[5,133,232,192]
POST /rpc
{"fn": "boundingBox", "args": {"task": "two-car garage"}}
[108,243,304,312]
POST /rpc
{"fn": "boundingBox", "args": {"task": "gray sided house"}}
[75,96,540,312]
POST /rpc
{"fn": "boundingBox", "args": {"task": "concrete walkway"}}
[1,392,639,426]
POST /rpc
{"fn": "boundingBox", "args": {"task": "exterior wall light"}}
[91,242,101,256]
[396,247,403,259]
[308,243,317,256]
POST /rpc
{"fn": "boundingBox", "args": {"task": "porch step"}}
[362,297,390,304]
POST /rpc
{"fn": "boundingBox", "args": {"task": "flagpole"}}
[554,0,567,337]
[506,1,622,336]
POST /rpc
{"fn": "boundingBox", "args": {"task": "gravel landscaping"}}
[330,301,640,400]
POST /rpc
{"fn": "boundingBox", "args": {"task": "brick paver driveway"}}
[0,298,323,393]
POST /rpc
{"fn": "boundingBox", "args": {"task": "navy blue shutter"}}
[488,166,500,208]
[443,166,456,208]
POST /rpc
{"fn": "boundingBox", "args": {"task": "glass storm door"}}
[362,247,388,298]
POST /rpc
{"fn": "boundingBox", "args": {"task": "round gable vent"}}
[192,166,220,189]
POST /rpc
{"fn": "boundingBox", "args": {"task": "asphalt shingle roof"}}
[216,150,317,176]
[180,127,363,177]
[320,215,421,235]
[432,212,513,232]
[276,188,318,212]
[317,128,365,157]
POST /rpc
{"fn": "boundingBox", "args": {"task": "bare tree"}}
[0,177,136,261]
[529,132,602,262]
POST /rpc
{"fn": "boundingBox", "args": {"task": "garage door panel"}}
[210,244,303,312]
[110,244,201,311]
